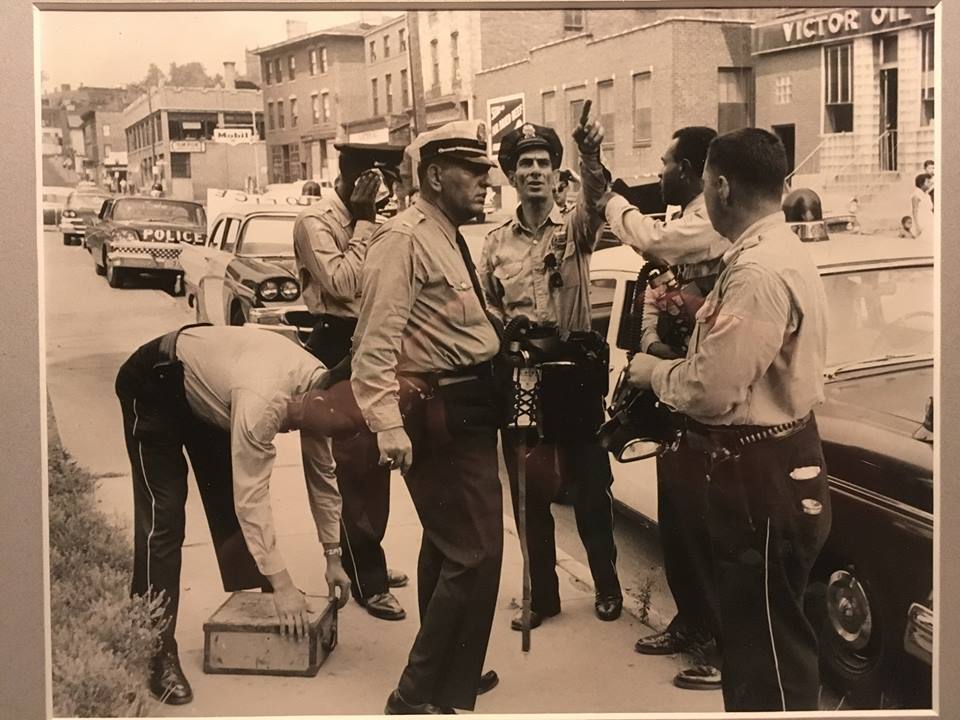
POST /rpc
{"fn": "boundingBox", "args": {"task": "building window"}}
[385,74,394,113]
[824,43,853,133]
[321,92,330,122]
[597,80,615,146]
[921,27,935,126]
[264,60,272,84]
[103,144,112,156]
[309,48,317,76]
[400,69,410,108]
[274,59,282,83]
[372,78,379,115]
[775,75,792,105]
[564,10,585,32]
[632,71,652,145]
[399,28,407,52]
[384,34,391,58]
[451,32,461,87]
[278,100,285,129]
[718,67,752,134]
[370,40,377,63]
[290,97,299,128]
[430,39,440,89]
[271,145,283,183]
[311,94,320,124]
[288,55,296,80]
[319,47,328,73]
[267,102,274,130]
[542,91,556,126]
[170,152,191,179]
[102,124,111,137]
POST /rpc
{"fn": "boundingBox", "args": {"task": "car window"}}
[111,198,205,225]
[222,219,240,253]
[236,215,296,257]
[208,219,225,248]
[823,265,933,367]
[67,193,111,211]
[590,278,617,338]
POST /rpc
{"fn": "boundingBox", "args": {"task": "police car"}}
[85,196,206,293]
[592,231,934,707]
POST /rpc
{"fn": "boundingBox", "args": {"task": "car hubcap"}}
[826,569,873,651]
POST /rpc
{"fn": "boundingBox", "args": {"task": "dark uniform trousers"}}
[304,316,392,602]
[656,440,720,642]
[396,378,503,712]
[704,416,831,711]
[114,335,268,651]
[502,400,622,615]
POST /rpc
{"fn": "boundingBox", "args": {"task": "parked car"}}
[180,205,312,342]
[59,190,111,246]
[42,186,73,227]
[591,232,934,707]
[85,196,206,293]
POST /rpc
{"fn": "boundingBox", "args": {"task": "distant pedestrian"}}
[119,178,128,195]
[911,173,935,238]
[923,159,935,208]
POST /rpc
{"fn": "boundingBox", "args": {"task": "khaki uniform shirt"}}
[651,212,828,426]
[478,156,607,332]
[177,326,340,576]
[351,198,500,433]
[293,192,377,318]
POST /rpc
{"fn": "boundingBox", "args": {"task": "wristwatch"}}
[323,546,343,557]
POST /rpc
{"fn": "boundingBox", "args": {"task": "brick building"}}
[81,109,128,190]
[753,6,936,204]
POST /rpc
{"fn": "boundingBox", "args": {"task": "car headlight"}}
[62,209,76,219]
[259,279,280,301]
[111,228,141,243]
[280,279,300,301]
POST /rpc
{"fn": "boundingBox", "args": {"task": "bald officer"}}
[625,128,831,711]
[479,118,623,630]
[293,142,409,622]
[351,120,502,714]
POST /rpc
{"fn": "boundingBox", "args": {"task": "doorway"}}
[878,35,899,171]
[772,124,796,177]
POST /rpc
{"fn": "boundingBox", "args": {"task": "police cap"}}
[413,119,497,168]
[498,123,563,174]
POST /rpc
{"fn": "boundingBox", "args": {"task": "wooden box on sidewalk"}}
[203,592,337,677]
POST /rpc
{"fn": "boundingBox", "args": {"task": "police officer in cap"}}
[479,113,623,630]
[625,128,831,711]
[293,142,409,622]
[351,119,502,714]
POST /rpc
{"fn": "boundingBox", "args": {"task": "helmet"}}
[597,370,681,462]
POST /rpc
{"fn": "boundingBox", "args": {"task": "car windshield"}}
[112,198,205,225]
[238,216,296,257]
[824,265,933,370]
[68,193,110,211]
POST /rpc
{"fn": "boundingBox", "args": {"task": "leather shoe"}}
[385,689,454,714]
[510,608,557,631]
[387,568,409,588]
[595,595,623,621]
[477,669,499,695]
[673,664,722,690]
[363,591,406,621]
[149,650,193,705]
[634,628,693,655]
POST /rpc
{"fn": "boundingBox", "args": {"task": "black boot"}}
[149,649,193,705]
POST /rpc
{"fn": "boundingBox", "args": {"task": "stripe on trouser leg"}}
[341,518,364,599]
[764,519,787,711]
[604,484,617,581]
[133,398,158,597]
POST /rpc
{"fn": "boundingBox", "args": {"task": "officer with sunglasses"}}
[478,115,623,631]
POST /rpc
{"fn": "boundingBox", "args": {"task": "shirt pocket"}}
[442,268,486,327]
[493,259,532,310]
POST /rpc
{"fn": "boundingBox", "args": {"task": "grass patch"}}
[48,404,163,717]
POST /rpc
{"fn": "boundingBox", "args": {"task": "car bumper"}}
[903,600,933,665]
[59,220,86,236]
[246,304,312,344]
[107,243,182,273]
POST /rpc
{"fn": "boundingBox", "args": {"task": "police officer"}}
[351,120,502,714]
[600,127,728,690]
[114,325,352,705]
[479,115,623,630]
[624,128,831,711]
[293,142,409,622]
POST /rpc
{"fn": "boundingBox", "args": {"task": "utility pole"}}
[406,10,427,137]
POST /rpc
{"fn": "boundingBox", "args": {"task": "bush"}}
[48,414,163,718]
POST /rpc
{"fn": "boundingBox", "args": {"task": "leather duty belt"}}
[685,413,811,465]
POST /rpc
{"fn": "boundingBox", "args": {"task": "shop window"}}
[401,69,410,108]
[775,75,792,105]
[718,67,752,134]
[921,27,935,126]
[632,72,652,146]
[824,43,853,133]
[170,152,191,179]
[542,91,557,126]
[386,74,394,114]
[564,10,585,32]
[597,80,615,147]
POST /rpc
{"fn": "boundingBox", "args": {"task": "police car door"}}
[204,217,239,326]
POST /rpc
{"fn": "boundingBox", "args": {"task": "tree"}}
[167,62,222,88]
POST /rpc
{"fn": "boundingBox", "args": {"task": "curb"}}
[502,514,671,633]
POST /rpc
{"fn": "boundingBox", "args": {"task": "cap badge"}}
[521,124,537,139]
[476,122,487,144]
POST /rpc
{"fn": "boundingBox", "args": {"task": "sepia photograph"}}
[3,1,950,718]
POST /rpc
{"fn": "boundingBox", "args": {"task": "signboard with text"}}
[753,7,935,55]
[213,127,255,145]
[170,140,205,153]
[487,94,525,154]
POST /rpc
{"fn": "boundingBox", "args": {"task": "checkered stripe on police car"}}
[113,245,181,260]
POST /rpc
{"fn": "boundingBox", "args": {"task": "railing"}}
[878,128,897,172]
[785,139,825,189]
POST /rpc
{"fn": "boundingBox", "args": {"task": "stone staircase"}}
[792,170,914,233]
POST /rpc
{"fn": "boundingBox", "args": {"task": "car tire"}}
[230,304,246,327]
[94,246,106,276]
[62,235,71,246]
[105,253,126,289]
[808,564,899,707]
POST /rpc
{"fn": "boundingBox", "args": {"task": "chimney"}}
[286,19,308,39]
[223,61,237,90]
